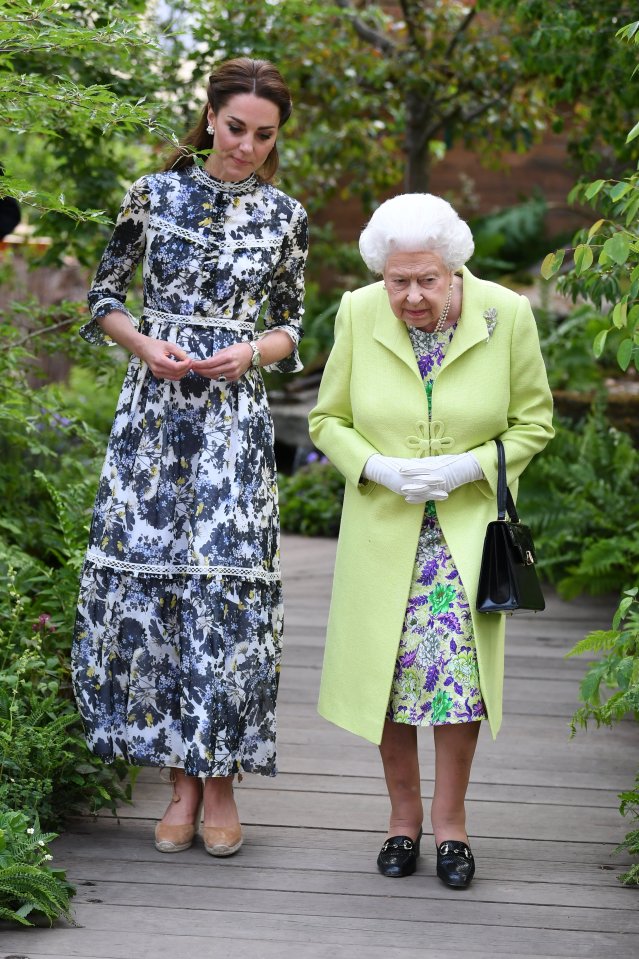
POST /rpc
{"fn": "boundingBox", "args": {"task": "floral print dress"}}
[72,164,308,778]
[386,325,486,727]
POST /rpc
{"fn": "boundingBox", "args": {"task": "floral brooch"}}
[483,307,498,338]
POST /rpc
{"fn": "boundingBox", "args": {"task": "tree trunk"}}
[404,90,432,193]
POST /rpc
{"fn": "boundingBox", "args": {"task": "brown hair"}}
[163,58,293,182]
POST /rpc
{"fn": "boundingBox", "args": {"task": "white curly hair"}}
[359,193,475,275]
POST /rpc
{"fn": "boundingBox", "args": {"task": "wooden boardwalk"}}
[3,534,637,959]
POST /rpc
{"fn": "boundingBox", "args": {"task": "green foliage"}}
[0,809,75,926]
[539,20,639,887]
[468,195,552,279]
[279,458,344,537]
[535,303,615,392]
[170,0,554,199]
[567,589,639,884]
[488,3,639,172]
[518,404,639,598]
[0,0,179,262]
[0,309,134,832]
[540,20,639,375]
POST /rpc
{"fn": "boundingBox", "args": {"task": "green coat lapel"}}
[440,266,492,373]
[371,282,422,385]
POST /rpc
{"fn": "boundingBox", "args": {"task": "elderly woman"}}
[308,193,553,888]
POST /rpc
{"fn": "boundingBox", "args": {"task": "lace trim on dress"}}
[149,214,281,252]
[149,215,212,247]
[91,296,135,321]
[85,549,281,582]
[143,308,255,332]
[189,164,258,196]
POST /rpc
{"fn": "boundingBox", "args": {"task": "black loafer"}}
[377,828,422,878]
[436,839,475,888]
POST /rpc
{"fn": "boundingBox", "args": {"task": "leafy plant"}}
[540,18,639,888]
[517,403,639,598]
[566,588,639,884]
[0,808,75,926]
[0,310,134,831]
[279,457,344,537]
[0,554,135,830]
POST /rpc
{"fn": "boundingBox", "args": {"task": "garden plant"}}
[540,18,639,885]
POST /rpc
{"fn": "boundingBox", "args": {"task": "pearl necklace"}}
[433,282,453,333]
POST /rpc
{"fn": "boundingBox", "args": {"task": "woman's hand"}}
[363,454,448,501]
[191,343,253,382]
[400,452,483,499]
[136,337,193,381]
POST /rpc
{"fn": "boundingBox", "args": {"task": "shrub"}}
[567,588,639,885]
[517,401,639,598]
[279,457,344,537]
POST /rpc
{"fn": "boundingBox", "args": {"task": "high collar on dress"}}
[188,163,258,196]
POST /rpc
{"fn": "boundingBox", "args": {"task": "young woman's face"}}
[206,93,280,181]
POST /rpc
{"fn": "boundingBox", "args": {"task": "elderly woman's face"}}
[383,251,453,330]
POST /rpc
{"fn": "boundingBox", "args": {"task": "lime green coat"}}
[308,267,554,744]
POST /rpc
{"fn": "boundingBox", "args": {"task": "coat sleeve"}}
[308,291,379,489]
[470,293,554,496]
[80,177,150,347]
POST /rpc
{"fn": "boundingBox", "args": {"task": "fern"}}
[518,403,639,597]
[566,629,620,659]
[568,589,639,884]
[0,811,75,925]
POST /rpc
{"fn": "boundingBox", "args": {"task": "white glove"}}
[363,454,448,502]
[399,452,483,502]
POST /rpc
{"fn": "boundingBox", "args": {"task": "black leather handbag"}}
[476,439,545,614]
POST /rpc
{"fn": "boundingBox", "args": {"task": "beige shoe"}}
[154,819,199,853]
[154,769,203,853]
[201,823,243,857]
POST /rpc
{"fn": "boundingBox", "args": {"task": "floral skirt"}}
[72,567,282,778]
[387,507,486,726]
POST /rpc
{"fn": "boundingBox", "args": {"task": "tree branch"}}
[14,317,80,348]
[445,8,476,60]
[335,0,396,56]
[398,0,426,54]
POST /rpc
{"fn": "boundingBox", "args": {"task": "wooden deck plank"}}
[4,533,637,958]
[3,915,636,959]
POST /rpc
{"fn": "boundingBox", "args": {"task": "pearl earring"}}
[207,124,214,135]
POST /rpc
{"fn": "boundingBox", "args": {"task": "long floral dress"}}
[72,163,308,778]
[386,325,486,727]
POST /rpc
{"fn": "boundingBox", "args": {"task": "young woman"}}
[72,58,308,857]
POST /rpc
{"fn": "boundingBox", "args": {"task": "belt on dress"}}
[143,308,255,333]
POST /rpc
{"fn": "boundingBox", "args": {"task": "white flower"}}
[26,827,35,835]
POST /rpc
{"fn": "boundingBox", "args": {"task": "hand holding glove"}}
[363,454,448,502]
[399,452,483,503]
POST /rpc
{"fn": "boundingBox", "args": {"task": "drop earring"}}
[206,124,215,135]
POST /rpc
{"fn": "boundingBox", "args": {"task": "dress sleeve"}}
[80,177,150,347]
[260,200,308,373]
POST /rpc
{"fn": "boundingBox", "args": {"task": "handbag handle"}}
[495,438,519,523]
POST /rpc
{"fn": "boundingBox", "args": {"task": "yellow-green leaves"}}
[573,243,594,274]
[541,249,565,279]
[603,233,631,265]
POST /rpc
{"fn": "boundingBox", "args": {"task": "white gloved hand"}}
[400,452,484,502]
[363,454,448,502]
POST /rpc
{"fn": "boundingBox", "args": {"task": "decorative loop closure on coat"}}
[406,419,454,455]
